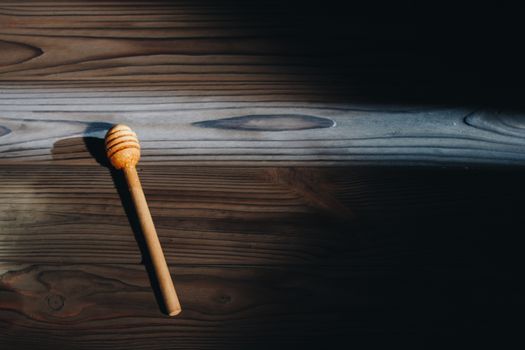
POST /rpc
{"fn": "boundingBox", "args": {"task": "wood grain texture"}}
[2,1,525,348]
[2,252,525,348]
[0,165,355,264]
[1,165,524,265]
[1,104,525,165]
[2,245,525,348]
[0,1,382,82]
[0,264,364,349]
[0,2,524,166]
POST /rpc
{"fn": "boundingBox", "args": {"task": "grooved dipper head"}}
[105,124,140,169]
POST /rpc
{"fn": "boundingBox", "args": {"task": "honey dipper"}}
[105,124,181,316]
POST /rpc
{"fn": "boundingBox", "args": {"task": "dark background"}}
[252,1,525,106]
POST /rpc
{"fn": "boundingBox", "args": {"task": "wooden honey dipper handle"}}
[105,124,181,316]
[123,166,181,316]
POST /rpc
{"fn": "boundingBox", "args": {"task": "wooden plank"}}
[1,1,524,348]
[0,263,364,349]
[0,2,364,83]
[0,1,412,83]
[1,100,525,165]
[1,165,524,265]
[1,1,524,166]
[1,258,524,349]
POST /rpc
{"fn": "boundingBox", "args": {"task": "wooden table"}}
[1,1,525,348]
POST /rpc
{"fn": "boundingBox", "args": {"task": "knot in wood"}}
[46,294,65,311]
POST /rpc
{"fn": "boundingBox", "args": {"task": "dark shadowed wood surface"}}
[2,165,525,348]
[1,1,525,349]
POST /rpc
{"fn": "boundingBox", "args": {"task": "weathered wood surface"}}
[1,91,525,165]
[2,1,525,348]
[1,163,524,347]
[0,1,414,82]
[0,2,524,166]
[2,261,523,349]
[1,164,524,265]
[1,264,363,349]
